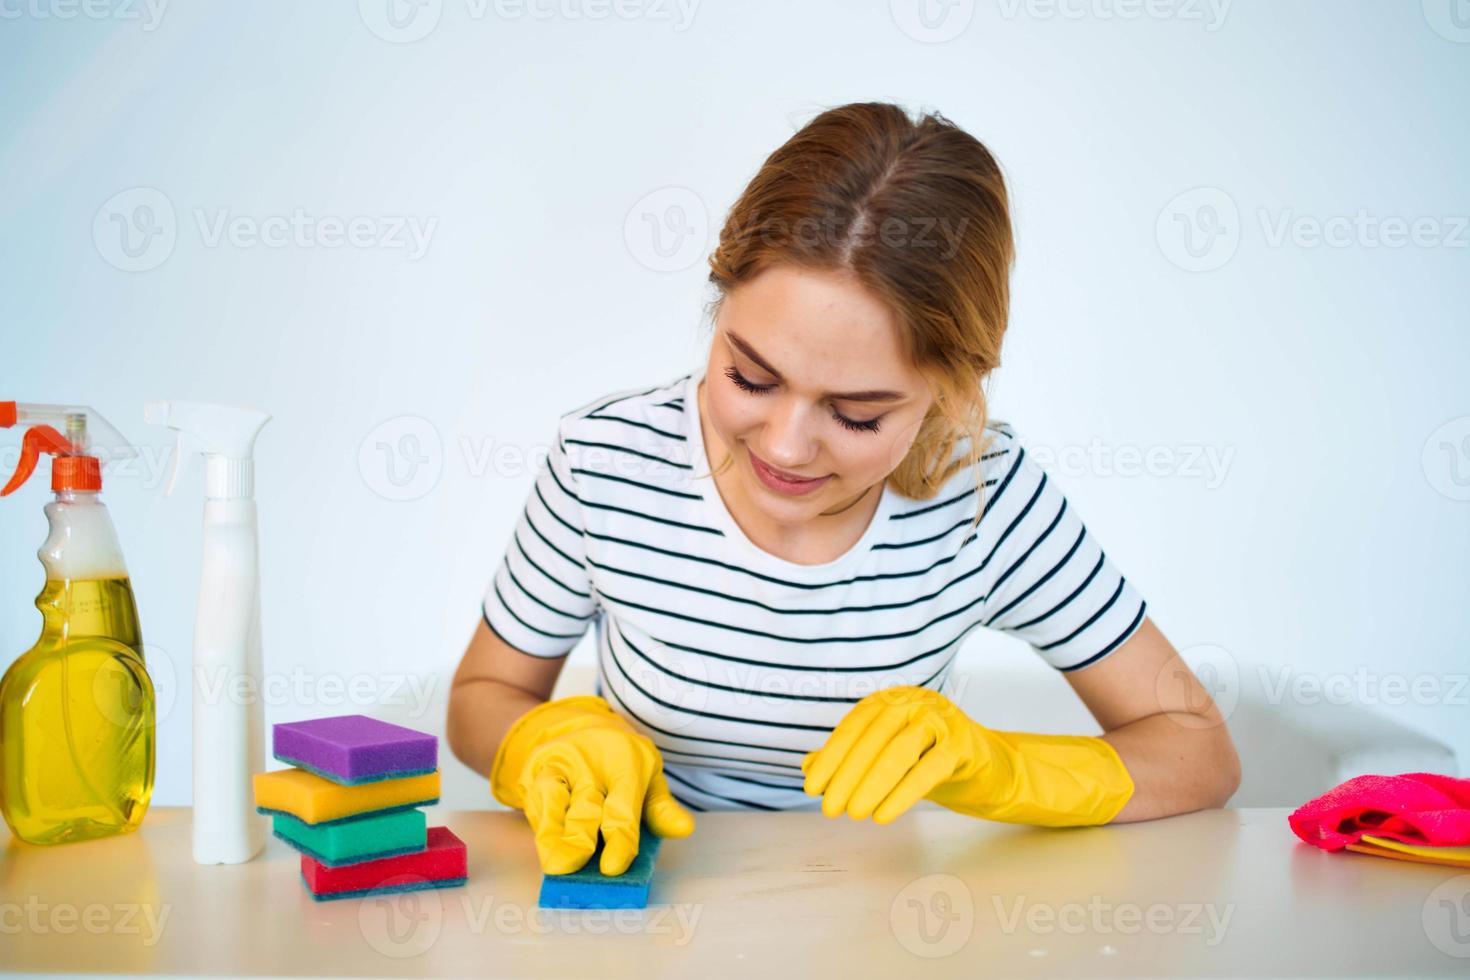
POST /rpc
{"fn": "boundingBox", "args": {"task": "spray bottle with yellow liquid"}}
[0,401,155,845]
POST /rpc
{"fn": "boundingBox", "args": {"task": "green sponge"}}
[272,808,427,867]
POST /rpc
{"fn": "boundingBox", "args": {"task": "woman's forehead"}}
[718,267,925,394]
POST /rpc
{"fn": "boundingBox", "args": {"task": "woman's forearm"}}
[446,677,546,778]
[1103,713,1241,822]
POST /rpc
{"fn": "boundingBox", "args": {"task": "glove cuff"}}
[928,727,1135,827]
[489,695,622,809]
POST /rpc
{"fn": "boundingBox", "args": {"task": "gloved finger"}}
[598,773,644,876]
[643,769,696,839]
[846,719,938,821]
[527,767,583,874]
[557,774,607,871]
[522,763,563,834]
[872,745,961,825]
[821,705,910,818]
[803,698,884,797]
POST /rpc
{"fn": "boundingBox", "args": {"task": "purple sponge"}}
[273,715,437,786]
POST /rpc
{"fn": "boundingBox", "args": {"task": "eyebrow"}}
[725,331,908,403]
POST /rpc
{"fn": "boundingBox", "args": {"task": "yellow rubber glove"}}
[801,686,1134,827]
[490,695,695,875]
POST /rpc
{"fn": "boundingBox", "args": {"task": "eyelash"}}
[722,366,884,434]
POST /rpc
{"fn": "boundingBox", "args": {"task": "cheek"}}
[836,433,906,481]
[707,383,765,437]
[876,411,930,475]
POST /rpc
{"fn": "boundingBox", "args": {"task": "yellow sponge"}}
[1359,834,1470,864]
[253,767,440,825]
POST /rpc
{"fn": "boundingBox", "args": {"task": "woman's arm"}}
[446,618,567,777]
[1064,617,1241,821]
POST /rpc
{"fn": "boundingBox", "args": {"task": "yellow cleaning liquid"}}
[0,575,156,845]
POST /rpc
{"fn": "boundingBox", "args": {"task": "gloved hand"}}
[490,695,695,875]
[801,686,1134,827]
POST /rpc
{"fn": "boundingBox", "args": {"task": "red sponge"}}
[300,826,467,901]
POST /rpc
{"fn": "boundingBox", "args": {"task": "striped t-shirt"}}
[482,367,1148,812]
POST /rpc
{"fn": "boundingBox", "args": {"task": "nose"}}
[758,398,820,471]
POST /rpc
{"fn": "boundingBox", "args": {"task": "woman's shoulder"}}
[550,372,699,478]
[561,372,691,423]
[885,419,1026,520]
[942,418,1025,487]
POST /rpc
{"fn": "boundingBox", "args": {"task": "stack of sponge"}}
[253,714,468,901]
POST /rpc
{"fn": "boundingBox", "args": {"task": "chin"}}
[748,486,836,526]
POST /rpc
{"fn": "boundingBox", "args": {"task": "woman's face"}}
[702,264,936,526]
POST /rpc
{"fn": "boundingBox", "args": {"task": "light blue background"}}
[1,0,1466,806]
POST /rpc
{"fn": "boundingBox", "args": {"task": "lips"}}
[748,448,832,496]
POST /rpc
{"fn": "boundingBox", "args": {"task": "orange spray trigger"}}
[1,425,74,496]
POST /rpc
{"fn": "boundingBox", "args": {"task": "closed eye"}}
[723,366,884,434]
[723,365,775,394]
[832,408,882,433]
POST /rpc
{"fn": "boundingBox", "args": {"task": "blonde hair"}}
[703,102,1014,527]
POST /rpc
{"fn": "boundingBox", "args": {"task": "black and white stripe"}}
[483,368,1148,810]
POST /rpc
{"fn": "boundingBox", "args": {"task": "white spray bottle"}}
[145,401,270,865]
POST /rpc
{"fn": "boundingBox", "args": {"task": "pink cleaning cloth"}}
[1288,772,1470,851]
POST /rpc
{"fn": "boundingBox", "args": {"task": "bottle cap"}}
[52,454,102,492]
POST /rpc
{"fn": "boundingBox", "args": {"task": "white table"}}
[2,806,1467,977]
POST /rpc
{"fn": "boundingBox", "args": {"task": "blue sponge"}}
[538,828,663,909]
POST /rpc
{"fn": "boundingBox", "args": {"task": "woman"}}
[447,102,1241,877]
